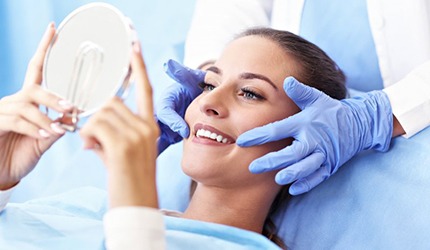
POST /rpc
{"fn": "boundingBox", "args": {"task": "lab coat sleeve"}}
[103,206,166,250]
[383,61,430,138]
[184,0,273,68]
[0,186,16,212]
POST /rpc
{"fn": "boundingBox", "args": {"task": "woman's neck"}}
[181,182,278,234]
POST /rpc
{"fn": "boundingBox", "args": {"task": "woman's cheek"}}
[184,99,199,126]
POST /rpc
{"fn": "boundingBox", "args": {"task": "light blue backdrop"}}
[0,0,194,206]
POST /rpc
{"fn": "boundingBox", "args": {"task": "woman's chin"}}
[181,157,219,184]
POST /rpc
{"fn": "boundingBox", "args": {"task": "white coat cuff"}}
[383,61,430,138]
[0,185,16,212]
[104,206,166,250]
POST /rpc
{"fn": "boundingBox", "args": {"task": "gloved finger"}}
[164,60,205,96]
[156,121,184,155]
[288,166,330,195]
[283,76,326,110]
[274,152,325,185]
[248,141,311,174]
[236,115,301,147]
[157,136,170,155]
[156,107,189,138]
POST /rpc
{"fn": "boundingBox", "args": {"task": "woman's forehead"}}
[216,36,296,83]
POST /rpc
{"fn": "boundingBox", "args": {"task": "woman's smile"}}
[192,123,236,146]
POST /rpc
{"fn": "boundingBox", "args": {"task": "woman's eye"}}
[198,82,216,92]
[241,88,265,101]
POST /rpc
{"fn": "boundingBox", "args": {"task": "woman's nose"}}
[198,88,229,118]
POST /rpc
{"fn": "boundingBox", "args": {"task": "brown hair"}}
[236,27,347,249]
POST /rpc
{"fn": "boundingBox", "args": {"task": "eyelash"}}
[198,82,215,91]
[240,87,265,100]
[198,82,265,101]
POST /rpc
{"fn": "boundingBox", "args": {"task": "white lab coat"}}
[184,0,430,138]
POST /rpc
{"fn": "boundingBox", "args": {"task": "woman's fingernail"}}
[42,22,54,38]
[133,42,141,53]
[58,99,74,110]
[50,122,66,134]
[38,129,50,138]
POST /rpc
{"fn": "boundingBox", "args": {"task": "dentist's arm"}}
[237,77,398,195]
[383,61,430,138]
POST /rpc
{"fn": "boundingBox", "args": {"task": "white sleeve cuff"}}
[103,206,166,250]
[0,185,16,212]
[383,61,430,138]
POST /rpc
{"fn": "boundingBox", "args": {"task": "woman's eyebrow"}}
[240,72,278,90]
[206,66,221,74]
[206,66,278,91]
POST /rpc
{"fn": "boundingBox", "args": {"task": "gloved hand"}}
[237,77,393,195]
[156,60,206,154]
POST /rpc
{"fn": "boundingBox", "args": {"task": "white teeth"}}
[196,129,229,144]
[210,133,217,139]
[196,129,204,137]
[204,130,211,137]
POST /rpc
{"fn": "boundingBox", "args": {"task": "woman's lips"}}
[193,123,235,145]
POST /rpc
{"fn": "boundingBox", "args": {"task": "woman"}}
[0,25,345,249]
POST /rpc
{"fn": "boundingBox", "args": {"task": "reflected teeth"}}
[196,129,229,143]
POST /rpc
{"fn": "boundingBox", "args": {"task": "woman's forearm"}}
[108,165,158,209]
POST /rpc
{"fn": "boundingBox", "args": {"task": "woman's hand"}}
[0,23,73,190]
[80,42,160,209]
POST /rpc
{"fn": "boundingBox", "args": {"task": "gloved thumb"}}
[164,60,206,96]
[283,76,323,110]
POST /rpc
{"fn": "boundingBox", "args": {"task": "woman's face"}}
[182,35,300,189]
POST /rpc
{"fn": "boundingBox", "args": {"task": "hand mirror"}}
[43,2,135,132]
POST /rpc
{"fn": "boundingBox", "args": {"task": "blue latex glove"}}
[237,77,393,195]
[156,60,206,154]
